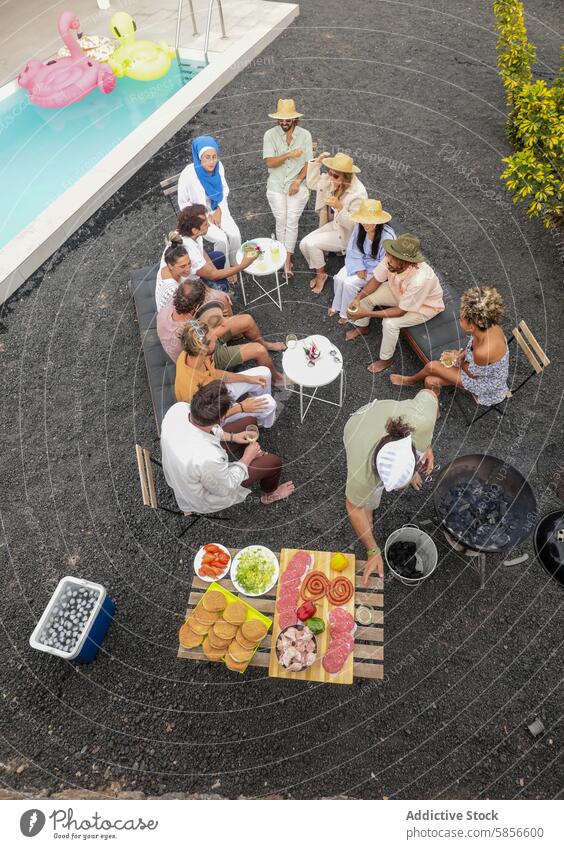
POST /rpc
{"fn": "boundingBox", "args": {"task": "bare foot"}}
[261,481,295,504]
[273,373,293,388]
[327,308,338,318]
[338,317,349,325]
[368,358,393,374]
[284,264,294,278]
[312,272,328,294]
[264,341,287,352]
[390,373,415,386]
[346,327,369,342]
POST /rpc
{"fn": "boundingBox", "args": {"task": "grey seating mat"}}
[129,264,175,435]
[401,278,464,363]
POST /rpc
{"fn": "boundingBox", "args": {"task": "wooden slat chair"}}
[461,319,550,424]
[160,173,181,216]
[135,444,229,537]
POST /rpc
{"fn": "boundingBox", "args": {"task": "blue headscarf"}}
[191,135,223,210]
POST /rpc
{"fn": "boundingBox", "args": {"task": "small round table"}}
[282,335,344,422]
[236,237,288,312]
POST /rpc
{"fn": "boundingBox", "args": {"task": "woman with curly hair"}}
[390,286,509,405]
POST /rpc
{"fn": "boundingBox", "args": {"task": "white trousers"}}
[266,184,310,253]
[331,266,365,318]
[299,220,345,270]
[354,284,429,360]
[205,210,242,265]
[224,366,276,428]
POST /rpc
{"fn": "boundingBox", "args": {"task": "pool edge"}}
[0,1,299,306]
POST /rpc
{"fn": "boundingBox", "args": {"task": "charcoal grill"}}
[433,454,537,587]
[534,510,564,588]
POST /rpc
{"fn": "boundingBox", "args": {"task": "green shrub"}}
[494,1,563,228]
[493,0,536,105]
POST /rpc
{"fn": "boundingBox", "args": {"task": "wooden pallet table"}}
[177,550,384,681]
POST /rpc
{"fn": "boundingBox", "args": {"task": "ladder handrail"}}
[203,0,228,62]
[175,0,199,49]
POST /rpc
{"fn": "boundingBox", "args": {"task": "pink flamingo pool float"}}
[18,11,115,108]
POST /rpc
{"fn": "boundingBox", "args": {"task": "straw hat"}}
[382,233,425,264]
[351,199,392,225]
[268,98,303,120]
[322,151,360,174]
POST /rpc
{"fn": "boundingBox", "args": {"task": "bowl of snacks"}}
[194,544,231,582]
[230,545,279,596]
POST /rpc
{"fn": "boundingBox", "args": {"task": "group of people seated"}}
[153,96,511,582]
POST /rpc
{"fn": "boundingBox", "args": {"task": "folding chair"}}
[160,173,181,216]
[462,320,550,425]
[135,444,228,537]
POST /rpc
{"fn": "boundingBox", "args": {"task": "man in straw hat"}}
[343,393,438,582]
[329,198,396,322]
[299,151,367,293]
[346,233,444,373]
[263,98,313,277]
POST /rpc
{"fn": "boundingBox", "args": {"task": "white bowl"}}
[230,545,280,596]
[193,544,231,582]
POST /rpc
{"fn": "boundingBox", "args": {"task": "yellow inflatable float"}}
[109,12,174,81]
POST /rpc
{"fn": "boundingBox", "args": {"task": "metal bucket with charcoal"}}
[384,524,438,586]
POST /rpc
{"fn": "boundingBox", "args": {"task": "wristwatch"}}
[366,546,381,558]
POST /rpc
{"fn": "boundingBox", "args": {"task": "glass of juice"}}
[245,424,260,442]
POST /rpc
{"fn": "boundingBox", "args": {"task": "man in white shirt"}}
[161,381,295,514]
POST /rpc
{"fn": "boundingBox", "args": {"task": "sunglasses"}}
[327,170,342,179]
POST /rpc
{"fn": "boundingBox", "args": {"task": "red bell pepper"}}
[297,601,316,621]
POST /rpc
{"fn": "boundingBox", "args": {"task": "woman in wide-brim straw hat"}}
[263,98,313,277]
[329,199,396,322]
[299,150,367,293]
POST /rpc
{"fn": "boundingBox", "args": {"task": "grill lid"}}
[534,510,564,587]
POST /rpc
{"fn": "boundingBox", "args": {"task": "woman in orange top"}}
[174,322,277,428]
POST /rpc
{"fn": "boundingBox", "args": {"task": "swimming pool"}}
[0,60,201,250]
[0,1,299,305]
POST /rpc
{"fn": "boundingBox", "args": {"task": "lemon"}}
[330,552,348,572]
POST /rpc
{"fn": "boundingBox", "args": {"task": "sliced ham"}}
[329,608,356,636]
[278,609,298,629]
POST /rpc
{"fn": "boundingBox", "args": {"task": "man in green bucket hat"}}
[346,233,444,373]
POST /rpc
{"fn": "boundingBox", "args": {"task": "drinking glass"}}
[245,424,259,443]
[271,243,281,262]
[285,334,298,349]
[347,302,359,315]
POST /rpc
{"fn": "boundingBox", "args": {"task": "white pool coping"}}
[0,1,298,305]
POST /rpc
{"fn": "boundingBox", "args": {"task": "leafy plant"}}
[493,1,563,228]
[493,0,536,105]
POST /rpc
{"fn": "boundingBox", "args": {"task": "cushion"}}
[401,278,464,363]
[129,265,175,434]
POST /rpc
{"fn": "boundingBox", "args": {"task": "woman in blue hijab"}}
[177,135,242,264]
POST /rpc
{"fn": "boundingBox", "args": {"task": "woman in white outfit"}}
[174,322,277,429]
[263,98,313,277]
[330,199,396,323]
[177,135,242,264]
[299,151,367,294]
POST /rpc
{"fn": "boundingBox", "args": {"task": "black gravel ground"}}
[1,0,563,800]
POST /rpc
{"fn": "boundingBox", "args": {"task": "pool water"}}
[0,60,200,249]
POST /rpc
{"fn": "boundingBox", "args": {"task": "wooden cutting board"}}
[268,548,355,685]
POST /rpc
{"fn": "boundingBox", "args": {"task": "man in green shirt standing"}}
[263,98,313,278]
[344,390,438,584]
